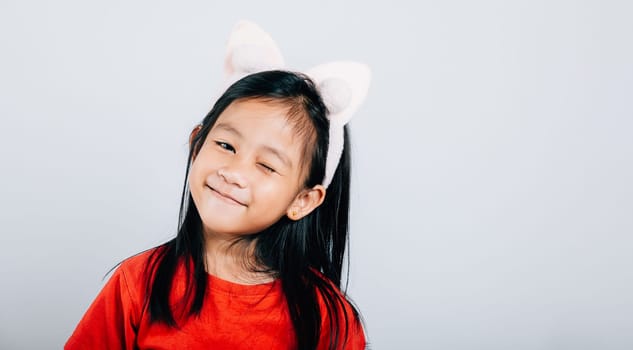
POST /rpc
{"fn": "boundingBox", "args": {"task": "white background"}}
[1,1,632,349]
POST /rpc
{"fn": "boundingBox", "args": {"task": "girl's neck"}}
[203,230,275,285]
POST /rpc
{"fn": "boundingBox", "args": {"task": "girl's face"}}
[188,98,325,237]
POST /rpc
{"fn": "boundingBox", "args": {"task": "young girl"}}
[66,21,370,350]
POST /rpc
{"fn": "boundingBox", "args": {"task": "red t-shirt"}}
[65,249,365,349]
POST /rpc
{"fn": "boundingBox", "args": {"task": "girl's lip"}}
[207,185,247,207]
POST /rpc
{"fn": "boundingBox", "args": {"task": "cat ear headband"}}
[222,20,371,188]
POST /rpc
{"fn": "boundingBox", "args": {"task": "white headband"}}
[222,20,371,188]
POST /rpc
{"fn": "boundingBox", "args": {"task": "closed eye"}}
[215,141,235,153]
[258,163,276,173]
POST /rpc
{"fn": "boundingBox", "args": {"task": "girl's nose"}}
[217,167,247,188]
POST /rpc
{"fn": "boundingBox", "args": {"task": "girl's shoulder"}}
[308,267,355,302]
[65,248,164,349]
[115,246,166,290]
[120,247,160,273]
[308,268,367,349]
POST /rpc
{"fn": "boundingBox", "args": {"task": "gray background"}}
[1,0,632,349]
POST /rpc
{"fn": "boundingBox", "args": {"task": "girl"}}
[66,21,370,350]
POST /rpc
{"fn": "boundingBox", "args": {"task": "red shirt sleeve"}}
[65,261,142,350]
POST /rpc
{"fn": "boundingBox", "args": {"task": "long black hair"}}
[144,70,361,349]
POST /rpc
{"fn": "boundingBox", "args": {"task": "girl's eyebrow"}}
[215,122,243,139]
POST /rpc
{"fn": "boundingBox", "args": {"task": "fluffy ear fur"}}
[306,62,371,126]
[223,20,285,86]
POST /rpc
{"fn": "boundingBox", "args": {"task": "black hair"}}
[144,70,362,349]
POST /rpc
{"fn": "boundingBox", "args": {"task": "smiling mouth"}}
[207,185,247,207]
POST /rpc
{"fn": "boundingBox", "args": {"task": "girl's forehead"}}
[220,99,292,123]
[215,99,314,142]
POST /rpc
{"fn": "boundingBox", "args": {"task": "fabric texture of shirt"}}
[65,249,365,349]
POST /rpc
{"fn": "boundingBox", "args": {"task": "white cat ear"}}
[306,61,371,187]
[224,20,285,84]
[306,61,371,126]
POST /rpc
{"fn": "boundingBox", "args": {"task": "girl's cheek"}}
[257,181,279,196]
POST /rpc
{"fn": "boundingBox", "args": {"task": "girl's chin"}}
[199,217,278,238]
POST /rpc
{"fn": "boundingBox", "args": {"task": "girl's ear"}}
[286,185,326,221]
[189,125,203,159]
